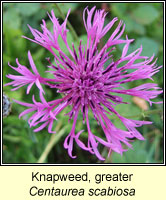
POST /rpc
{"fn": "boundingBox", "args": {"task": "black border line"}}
[1,0,165,166]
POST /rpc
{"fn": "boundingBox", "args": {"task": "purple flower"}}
[6,6,162,160]
[5,51,52,94]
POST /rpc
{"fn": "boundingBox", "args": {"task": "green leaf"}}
[4,7,21,30]
[3,27,27,64]
[15,3,40,16]
[124,16,135,32]
[132,5,159,25]
[111,3,127,19]
[124,16,146,35]
[131,37,159,57]
[133,23,146,35]
[111,101,141,130]
[79,34,87,46]
[111,141,153,163]
[57,31,74,56]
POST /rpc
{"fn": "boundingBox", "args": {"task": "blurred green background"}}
[3,2,163,164]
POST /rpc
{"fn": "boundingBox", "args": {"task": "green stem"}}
[55,3,80,44]
[37,122,66,163]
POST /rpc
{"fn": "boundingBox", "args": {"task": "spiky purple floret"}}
[6,6,162,160]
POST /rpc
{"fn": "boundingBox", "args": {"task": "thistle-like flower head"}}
[6,6,162,160]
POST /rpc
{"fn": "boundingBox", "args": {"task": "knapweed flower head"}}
[3,93,12,117]
[5,6,162,160]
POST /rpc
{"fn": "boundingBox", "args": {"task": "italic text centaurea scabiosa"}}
[5,6,163,161]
